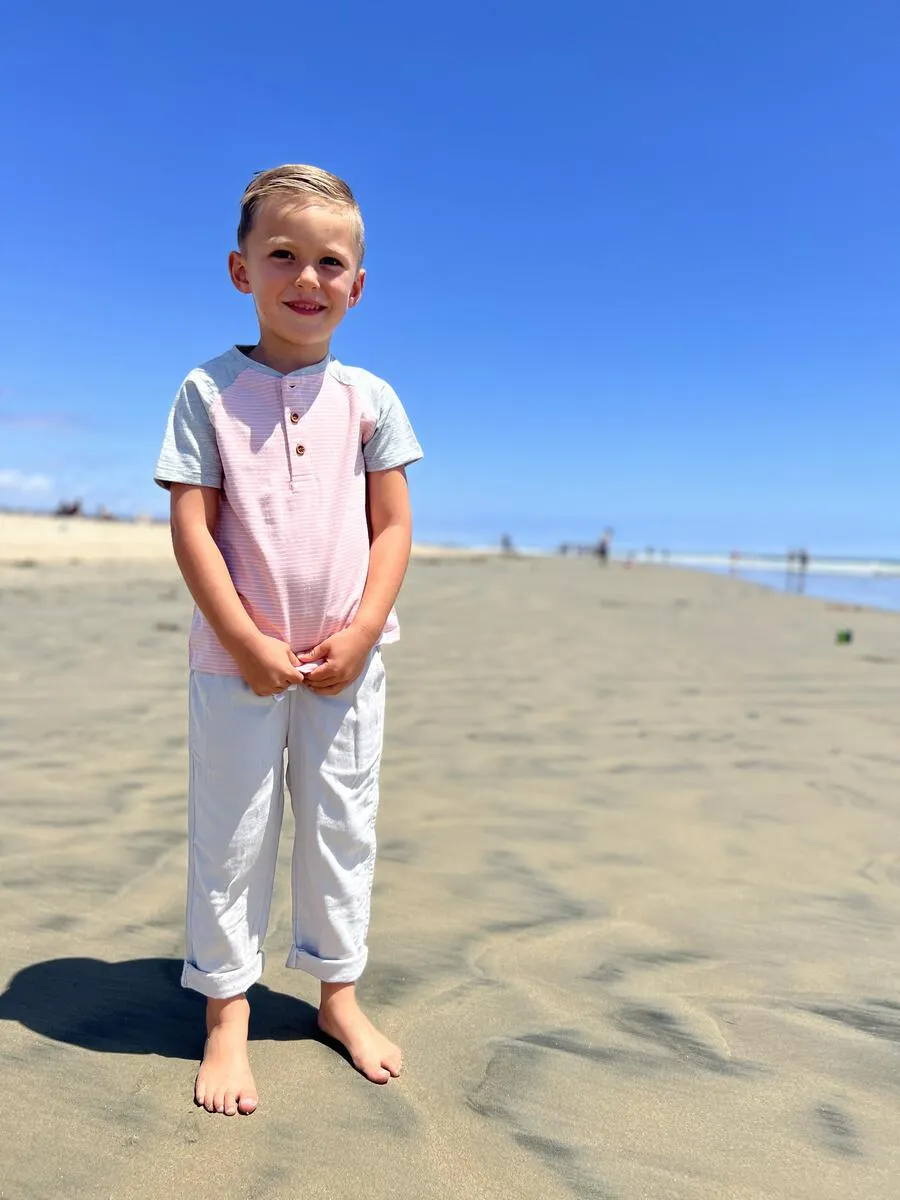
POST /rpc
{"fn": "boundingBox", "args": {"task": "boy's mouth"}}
[285,300,327,315]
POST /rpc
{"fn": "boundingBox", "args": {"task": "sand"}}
[0,512,484,564]
[2,522,900,1199]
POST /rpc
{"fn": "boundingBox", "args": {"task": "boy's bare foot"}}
[195,995,258,1115]
[318,982,402,1083]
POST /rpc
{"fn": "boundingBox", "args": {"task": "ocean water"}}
[705,566,900,613]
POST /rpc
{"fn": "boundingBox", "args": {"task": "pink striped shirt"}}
[155,347,422,674]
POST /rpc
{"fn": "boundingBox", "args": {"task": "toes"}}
[361,1060,391,1084]
[384,1046,403,1077]
[198,1083,256,1115]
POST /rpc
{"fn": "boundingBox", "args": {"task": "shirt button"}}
[295,443,306,456]
[290,412,300,424]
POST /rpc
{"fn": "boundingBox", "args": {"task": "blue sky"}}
[2,1,897,554]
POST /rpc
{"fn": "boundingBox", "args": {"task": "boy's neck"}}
[247,332,331,376]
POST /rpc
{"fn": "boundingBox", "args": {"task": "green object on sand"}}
[835,629,853,645]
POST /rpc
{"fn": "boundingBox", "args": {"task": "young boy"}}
[154,164,422,1116]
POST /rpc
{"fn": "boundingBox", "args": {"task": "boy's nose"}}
[296,265,320,288]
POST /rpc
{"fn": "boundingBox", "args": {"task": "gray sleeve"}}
[363,382,423,473]
[153,377,223,490]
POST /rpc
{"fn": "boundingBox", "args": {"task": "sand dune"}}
[2,551,900,1198]
[0,512,491,563]
[0,511,174,561]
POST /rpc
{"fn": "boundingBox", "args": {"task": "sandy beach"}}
[0,512,479,565]
[2,517,900,1198]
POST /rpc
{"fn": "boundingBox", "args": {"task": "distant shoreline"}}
[656,553,900,578]
[1,511,899,575]
[0,512,499,564]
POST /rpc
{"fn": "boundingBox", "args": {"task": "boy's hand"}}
[298,627,375,696]
[232,633,306,697]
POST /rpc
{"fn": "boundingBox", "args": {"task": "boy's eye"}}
[270,249,294,259]
[320,256,344,267]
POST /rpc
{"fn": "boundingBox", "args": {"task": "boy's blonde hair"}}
[237,164,366,263]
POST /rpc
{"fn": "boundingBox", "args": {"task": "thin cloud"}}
[0,469,53,493]
[0,412,86,431]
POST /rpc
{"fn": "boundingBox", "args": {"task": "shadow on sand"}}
[0,957,323,1061]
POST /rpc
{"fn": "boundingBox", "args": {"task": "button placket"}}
[283,378,311,486]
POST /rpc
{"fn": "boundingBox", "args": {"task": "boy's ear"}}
[347,268,366,309]
[229,250,253,294]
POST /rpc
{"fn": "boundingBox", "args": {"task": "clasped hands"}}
[233,626,375,699]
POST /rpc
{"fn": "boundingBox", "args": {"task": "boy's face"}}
[229,196,365,362]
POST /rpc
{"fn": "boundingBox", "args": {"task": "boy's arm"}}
[170,484,257,652]
[170,484,305,695]
[354,466,413,642]
[300,467,412,695]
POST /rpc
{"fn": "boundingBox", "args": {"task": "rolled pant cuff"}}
[181,952,265,999]
[286,945,368,983]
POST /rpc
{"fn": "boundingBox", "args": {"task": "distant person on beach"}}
[785,549,796,592]
[797,548,809,593]
[596,527,613,565]
[154,165,422,1116]
[785,548,809,594]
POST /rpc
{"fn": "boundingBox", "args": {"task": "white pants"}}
[183,650,385,998]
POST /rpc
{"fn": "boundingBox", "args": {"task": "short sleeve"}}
[362,382,423,473]
[154,376,223,490]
